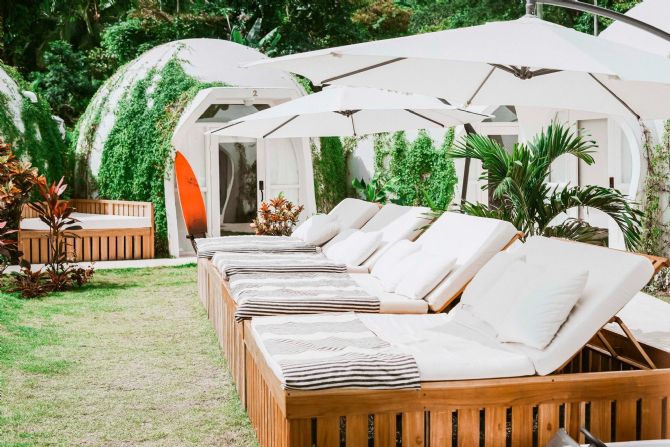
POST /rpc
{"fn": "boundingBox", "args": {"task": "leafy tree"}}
[448,123,642,249]
[30,41,95,125]
[352,0,413,39]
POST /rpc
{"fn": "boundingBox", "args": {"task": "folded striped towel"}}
[195,235,317,258]
[230,272,380,320]
[212,251,347,279]
[253,313,420,390]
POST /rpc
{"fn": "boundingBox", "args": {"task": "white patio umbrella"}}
[210,86,490,138]
[245,15,670,120]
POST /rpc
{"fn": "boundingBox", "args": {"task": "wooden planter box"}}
[19,199,155,263]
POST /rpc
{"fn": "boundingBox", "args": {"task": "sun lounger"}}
[210,204,430,279]
[243,237,670,446]
[196,198,379,303]
[201,212,521,401]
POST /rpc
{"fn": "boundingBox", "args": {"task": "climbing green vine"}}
[641,122,670,294]
[0,63,69,183]
[311,137,350,213]
[96,58,221,256]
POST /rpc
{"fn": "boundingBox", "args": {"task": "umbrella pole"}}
[460,123,476,204]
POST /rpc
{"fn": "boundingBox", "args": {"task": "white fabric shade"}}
[247,16,670,120]
[210,86,490,138]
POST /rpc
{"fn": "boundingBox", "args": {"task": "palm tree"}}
[447,122,642,250]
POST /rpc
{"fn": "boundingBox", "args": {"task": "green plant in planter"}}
[448,122,642,249]
[352,172,388,203]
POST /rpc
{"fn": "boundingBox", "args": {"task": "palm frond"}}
[543,218,608,246]
[448,134,510,190]
[528,121,596,166]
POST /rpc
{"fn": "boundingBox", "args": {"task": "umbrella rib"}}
[587,73,640,120]
[405,109,445,128]
[263,115,299,138]
[210,121,243,134]
[466,66,497,106]
[322,57,406,84]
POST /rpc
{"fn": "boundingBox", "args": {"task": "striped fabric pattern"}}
[230,272,380,321]
[211,251,347,279]
[195,235,317,258]
[253,313,420,390]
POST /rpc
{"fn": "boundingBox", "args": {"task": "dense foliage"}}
[368,130,458,210]
[96,59,220,255]
[311,137,350,213]
[448,123,643,250]
[0,1,643,126]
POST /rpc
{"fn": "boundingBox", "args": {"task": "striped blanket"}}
[230,272,380,320]
[211,252,347,279]
[253,313,420,390]
[195,235,317,258]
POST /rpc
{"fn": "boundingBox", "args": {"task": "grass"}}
[0,265,257,447]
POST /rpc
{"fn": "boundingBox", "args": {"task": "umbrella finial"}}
[526,0,537,15]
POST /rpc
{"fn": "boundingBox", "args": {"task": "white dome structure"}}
[0,65,68,181]
[74,38,315,257]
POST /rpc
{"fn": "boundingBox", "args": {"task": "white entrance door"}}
[257,138,304,209]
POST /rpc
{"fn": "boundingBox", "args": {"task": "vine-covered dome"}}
[72,38,302,254]
[0,63,68,181]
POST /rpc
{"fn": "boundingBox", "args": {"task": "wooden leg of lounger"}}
[374,413,396,447]
[457,409,480,447]
[484,407,506,447]
[511,406,533,446]
[346,415,369,447]
[429,410,452,446]
[590,400,612,442]
[402,411,425,446]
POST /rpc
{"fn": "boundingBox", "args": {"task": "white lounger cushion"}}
[371,240,420,291]
[328,198,379,230]
[504,237,654,375]
[359,313,535,381]
[325,230,383,266]
[292,214,339,245]
[350,273,429,314]
[395,250,457,300]
[21,212,151,230]
[418,213,519,312]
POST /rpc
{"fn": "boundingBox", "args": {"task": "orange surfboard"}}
[175,151,208,238]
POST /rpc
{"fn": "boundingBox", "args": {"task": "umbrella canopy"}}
[245,15,670,120]
[210,86,490,138]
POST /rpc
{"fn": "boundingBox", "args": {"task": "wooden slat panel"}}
[484,407,506,447]
[615,399,637,442]
[641,398,663,439]
[91,236,100,261]
[402,411,425,446]
[538,403,559,446]
[457,409,479,447]
[565,402,585,442]
[374,413,395,447]
[345,414,368,447]
[108,236,117,259]
[316,416,339,447]
[288,419,312,447]
[100,236,108,261]
[429,410,452,447]
[590,400,612,442]
[511,406,533,446]
[133,235,142,259]
[116,236,125,260]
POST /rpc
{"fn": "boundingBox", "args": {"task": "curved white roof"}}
[75,38,304,175]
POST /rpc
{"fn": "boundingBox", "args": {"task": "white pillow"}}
[325,230,383,266]
[497,267,589,349]
[292,214,339,245]
[371,240,420,292]
[395,251,457,300]
[469,257,545,334]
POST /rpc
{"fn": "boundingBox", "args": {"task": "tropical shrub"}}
[0,142,42,235]
[352,172,387,203]
[0,221,17,274]
[448,122,642,249]
[252,194,304,236]
[8,178,94,298]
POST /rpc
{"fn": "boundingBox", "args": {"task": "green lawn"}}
[0,265,257,447]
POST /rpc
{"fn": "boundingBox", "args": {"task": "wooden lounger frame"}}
[19,199,155,263]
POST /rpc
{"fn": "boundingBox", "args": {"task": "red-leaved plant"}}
[252,194,304,236]
[8,178,94,298]
[0,220,17,274]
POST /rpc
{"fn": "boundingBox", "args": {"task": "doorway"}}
[219,141,257,234]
